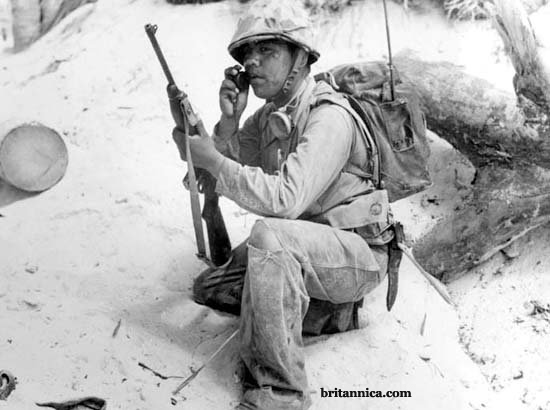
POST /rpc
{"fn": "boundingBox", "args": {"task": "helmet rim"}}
[228,33,320,65]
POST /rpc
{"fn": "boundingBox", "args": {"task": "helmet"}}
[228,0,320,65]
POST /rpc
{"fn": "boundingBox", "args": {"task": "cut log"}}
[0,123,68,192]
[394,55,549,169]
[394,53,550,280]
[393,1,550,282]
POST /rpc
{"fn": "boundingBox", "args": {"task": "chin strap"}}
[282,48,309,95]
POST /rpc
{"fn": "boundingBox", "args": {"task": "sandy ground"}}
[1,1,549,409]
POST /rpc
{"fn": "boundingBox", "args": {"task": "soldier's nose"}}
[243,52,260,69]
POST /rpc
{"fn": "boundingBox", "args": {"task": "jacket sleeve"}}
[212,108,263,167]
[214,104,355,219]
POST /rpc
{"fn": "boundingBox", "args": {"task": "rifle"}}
[145,23,231,267]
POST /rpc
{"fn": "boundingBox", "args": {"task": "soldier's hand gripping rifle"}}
[145,23,231,267]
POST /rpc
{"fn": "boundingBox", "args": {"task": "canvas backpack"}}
[314,61,432,202]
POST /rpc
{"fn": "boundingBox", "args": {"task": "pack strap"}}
[344,95,383,190]
[312,75,383,189]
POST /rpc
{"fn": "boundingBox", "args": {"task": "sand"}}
[1,1,549,409]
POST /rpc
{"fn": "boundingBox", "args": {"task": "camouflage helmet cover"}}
[228,0,320,64]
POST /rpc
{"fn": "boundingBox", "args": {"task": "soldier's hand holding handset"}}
[218,65,249,138]
[171,65,248,174]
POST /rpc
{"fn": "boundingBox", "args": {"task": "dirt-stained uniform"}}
[193,1,394,409]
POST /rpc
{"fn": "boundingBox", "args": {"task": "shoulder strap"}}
[344,95,383,189]
[287,78,317,154]
[312,80,381,188]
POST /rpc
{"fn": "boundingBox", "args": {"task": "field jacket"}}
[213,76,393,240]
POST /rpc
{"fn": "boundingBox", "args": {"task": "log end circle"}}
[0,124,68,192]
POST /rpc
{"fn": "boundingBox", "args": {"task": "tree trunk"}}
[395,0,550,282]
[39,0,97,34]
[11,0,40,52]
[10,0,95,51]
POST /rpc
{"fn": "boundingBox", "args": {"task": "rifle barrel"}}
[144,24,176,85]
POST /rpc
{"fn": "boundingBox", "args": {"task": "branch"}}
[493,0,550,111]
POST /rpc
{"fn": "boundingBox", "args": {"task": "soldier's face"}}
[242,40,293,100]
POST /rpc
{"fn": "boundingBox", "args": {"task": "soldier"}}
[173,0,394,408]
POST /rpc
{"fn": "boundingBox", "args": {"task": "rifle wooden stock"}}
[198,171,232,266]
[145,23,231,267]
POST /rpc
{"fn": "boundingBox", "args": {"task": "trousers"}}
[194,218,388,410]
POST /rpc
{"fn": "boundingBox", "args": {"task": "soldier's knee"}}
[248,219,282,252]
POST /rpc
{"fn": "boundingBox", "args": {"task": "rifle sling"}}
[182,109,208,262]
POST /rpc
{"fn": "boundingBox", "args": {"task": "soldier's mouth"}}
[250,76,265,84]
